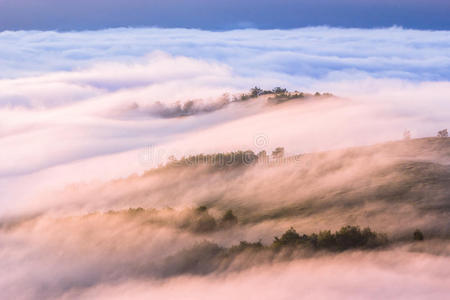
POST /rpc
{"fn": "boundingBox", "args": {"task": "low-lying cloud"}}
[0,27,449,216]
[0,27,449,299]
[62,251,450,300]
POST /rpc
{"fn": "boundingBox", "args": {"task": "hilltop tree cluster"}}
[165,147,287,168]
[271,226,388,251]
[163,225,390,276]
[237,86,332,102]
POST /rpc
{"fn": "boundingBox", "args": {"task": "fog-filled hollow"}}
[1,26,450,299]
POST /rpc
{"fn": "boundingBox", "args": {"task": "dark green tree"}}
[250,86,263,97]
[272,227,301,248]
[272,147,285,159]
[317,230,336,249]
[437,129,448,138]
[413,229,424,241]
[221,210,238,227]
[272,87,287,94]
[335,226,365,250]
[196,205,208,213]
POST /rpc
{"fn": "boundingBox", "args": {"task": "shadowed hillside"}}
[1,137,449,299]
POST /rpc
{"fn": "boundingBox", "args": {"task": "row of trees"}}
[271,226,388,251]
[124,207,425,244]
[163,225,427,277]
[155,126,448,173]
[165,148,287,169]
[238,86,332,102]
[167,151,258,168]
[187,206,238,232]
[123,206,238,233]
[163,225,389,276]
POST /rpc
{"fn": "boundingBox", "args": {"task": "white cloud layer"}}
[1,27,449,80]
[0,26,450,300]
[0,27,449,215]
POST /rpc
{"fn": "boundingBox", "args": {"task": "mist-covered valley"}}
[1,26,450,299]
[2,133,450,299]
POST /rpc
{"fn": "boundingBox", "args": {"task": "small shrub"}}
[196,206,208,213]
[250,86,263,97]
[183,206,217,233]
[128,207,145,215]
[221,210,238,227]
[413,229,424,241]
[272,227,302,248]
[437,129,448,138]
[272,87,287,94]
[272,147,285,159]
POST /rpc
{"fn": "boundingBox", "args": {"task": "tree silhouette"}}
[413,229,424,241]
[437,129,448,138]
[250,86,263,97]
[272,147,285,159]
[221,210,238,227]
